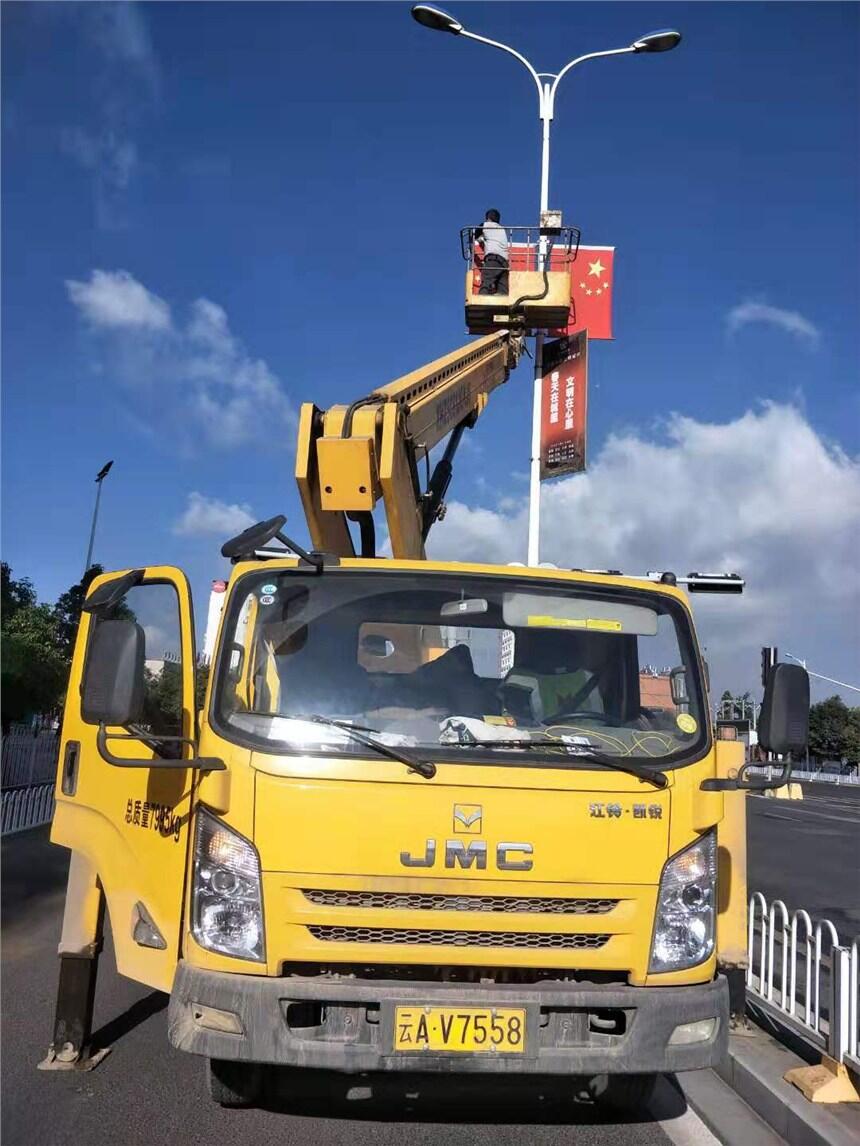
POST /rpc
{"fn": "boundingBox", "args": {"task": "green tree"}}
[53,565,104,660]
[195,659,211,714]
[1,562,36,625]
[808,696,856,762]
[142,658,211,736]
[718,690,754,721]
[143,661,183,737]
[1,564,108,730]
[842,706,860,765]
[1,603,68,730]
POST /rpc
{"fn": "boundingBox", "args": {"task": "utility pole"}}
[411,6,681,564]
[84,461,114,576]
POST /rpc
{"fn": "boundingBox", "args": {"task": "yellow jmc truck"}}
[44,331,809,1108]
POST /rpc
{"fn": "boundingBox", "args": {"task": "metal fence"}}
[747,893,860,1074]
[746,765,860,785]
[1,726,59,834]
[1,726,60,788]
[1,783,55,836]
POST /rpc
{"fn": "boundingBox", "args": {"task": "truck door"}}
[51,566,199,993]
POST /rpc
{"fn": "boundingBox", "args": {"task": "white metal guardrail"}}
[1,783,56,836]
[748,893,860,1074]
[746,765,860,786]
[1,727,60,788]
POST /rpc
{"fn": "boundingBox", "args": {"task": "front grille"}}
[307,925,609,950]
[303,889,618,915]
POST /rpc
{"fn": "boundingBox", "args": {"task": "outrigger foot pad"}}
[37,1044,112,1072]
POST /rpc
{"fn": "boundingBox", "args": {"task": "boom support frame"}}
[296,332,521,559]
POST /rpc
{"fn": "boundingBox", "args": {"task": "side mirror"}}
[669,666,689,709]
[81,620,145,726]
[360,635,395,658]
[226,642,245,682]
[701,662,810,792]
[759,662,810,756]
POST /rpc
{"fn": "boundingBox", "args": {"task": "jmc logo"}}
[399,839,533,872]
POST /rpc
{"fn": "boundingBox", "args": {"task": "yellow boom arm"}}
[295,332,521,560]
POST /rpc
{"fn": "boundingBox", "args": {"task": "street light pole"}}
[411,7,680,564]
[529,85,551,567]
[84,461,114,576]
[785,653,860,695]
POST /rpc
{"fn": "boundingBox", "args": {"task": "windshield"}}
[212,570,708,769]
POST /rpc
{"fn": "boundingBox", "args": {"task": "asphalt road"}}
[747,784,860,938]
[0,829,725,1146]
[8,786,854,1146]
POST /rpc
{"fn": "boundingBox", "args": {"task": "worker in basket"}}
[476,207,509,296]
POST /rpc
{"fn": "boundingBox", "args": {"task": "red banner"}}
[540,332,588,481]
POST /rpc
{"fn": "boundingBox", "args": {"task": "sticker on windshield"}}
[261,583,277,594]
[259,593,275,605]
[676,713,698,734]
[526,614,622,632]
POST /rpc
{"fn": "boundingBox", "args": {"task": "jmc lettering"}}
[400,839,533,872]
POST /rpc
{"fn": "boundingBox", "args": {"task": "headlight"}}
[649,831,716,973]
[191,808,265,962]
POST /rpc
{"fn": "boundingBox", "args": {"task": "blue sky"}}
[2,3,858,698]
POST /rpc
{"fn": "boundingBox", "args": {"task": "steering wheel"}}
[549,710,616,725]
[221,515,287,559]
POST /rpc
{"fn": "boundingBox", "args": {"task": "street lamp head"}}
[95,460,114,482]
[411,4,463,34]
[632,29,682,53]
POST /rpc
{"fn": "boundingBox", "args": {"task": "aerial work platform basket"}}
[461,224,580,335]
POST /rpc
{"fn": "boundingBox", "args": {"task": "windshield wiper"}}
[297,714,436,779]
[441,739,668,789]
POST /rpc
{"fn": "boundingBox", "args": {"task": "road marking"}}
[797,795,860,812]
[649,1076,721,1146]
[758,806,860,825]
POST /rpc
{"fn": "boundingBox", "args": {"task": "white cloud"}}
[726,301,821,346]
[89,3,158,81]
[173,493,256,538]
[183,298,296,448]
[430,404,860,700]
[61,128,139,192]
[67,269,171,331]
[59,3,159,227]
[142,624,170,658]
[67,270,295,449]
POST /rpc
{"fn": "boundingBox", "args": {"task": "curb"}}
[681,1027,860,1146]
[675,1067,784,1145]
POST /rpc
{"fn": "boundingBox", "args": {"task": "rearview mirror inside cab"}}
[81,619,145,726]
[440,597,488,618]
[759,662,809,756]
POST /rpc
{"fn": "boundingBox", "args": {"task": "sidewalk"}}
[682,1026,860,1146]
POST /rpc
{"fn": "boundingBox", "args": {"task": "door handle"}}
[61,741,80,796]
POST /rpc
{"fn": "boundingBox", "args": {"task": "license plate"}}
[393,1006,526,1054]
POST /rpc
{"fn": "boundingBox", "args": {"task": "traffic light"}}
[761,646,778,688]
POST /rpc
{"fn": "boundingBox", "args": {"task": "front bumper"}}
[168,961,728,1076]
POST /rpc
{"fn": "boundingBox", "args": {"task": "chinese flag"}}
[551,246,615,341]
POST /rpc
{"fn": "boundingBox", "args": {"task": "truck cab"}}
[52,556,768,1105]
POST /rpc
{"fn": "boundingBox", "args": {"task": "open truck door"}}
[44,566,219,1070]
